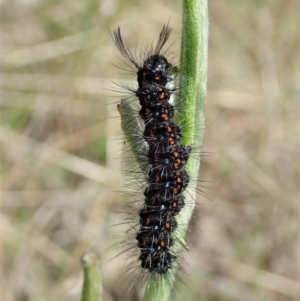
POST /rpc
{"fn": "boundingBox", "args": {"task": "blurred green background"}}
[0,0,299,301]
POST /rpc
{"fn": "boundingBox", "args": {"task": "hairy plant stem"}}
[118,1,208,300]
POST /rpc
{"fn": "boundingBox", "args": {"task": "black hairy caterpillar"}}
[111,24,194,289]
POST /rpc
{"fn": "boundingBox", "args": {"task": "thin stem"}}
[118,1,208,300]
[144,0,208,300]
[81,253,102,301]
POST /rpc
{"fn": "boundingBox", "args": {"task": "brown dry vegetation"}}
[0,1,299,301]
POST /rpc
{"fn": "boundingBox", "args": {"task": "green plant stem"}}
[81,253,102,301]
[144,1,208,300]
[178,0,208,150]
[118,0,208,300]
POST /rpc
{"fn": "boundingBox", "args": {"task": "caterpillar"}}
[112,24,193,292]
